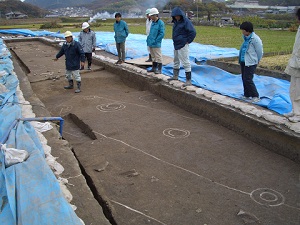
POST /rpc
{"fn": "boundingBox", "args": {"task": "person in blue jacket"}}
[54,31,85,93]
[147,8,165,74]
[239,21,263,103]
[168,6,196,87]
[114,13,129,64]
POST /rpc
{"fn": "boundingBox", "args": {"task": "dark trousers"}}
[85,53,92,67]
[240,62,259,98]
[116,42,125,61]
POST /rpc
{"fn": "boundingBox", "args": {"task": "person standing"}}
[114,13,129,64]
[78,22,96,70]
[284,8,300,123]
[54,31,85,93]
[145,8,152,62]
[147,8,165,74]
[168,6,196,87]
[239,21,263,103]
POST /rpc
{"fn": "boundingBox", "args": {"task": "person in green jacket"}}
[114,12,129,64]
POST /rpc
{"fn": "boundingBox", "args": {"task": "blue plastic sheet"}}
[163,62,291,114]
[0,29,292,114]
[0,38,82,225]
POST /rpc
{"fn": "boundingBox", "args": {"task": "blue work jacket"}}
[56,40,85,71]
[114,20,129,43]
[171,7,196,50]
[147,19,165,48]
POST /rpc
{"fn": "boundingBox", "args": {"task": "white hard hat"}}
[149,8,159,16]
[64,31,73,38]
[82,22,90,30]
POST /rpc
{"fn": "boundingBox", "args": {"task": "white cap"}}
[64,31,73,38]
[82,22,90,30]
[149,8,159,16]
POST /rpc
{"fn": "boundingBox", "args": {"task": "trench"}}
[64,113,118,225]
[8,45,118,224]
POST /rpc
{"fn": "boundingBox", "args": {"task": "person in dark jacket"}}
[114,13,129,64]
[147,7,165,74]
[78,22,96,70]
[168,6,196,87]
[54,31,85,93]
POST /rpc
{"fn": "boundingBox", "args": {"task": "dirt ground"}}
[7,40,300,225]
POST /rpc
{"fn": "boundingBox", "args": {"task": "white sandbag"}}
[30,121,53,133]
[1,144,29,167]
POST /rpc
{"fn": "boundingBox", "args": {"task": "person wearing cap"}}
[147,7,165,74]
[114,12,129,64]
[168,6,196,87]
[145,8,152,62]
[78,22,96,70]
[54,31,85,93]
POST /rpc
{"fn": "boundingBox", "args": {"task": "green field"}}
[53,24,296,54]
[0,18,296,54]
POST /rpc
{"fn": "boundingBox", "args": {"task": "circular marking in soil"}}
[96,103,126,112]
[250,188,285,206]
[83,96,97,100]
[139,95,164,103]
[163,128,190,138]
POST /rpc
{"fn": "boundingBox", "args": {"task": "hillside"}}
[24,0,94,9]
[23,0,166,11]
[0,1,47,18]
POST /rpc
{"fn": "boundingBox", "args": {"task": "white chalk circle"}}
[96,103,126,112]
[83,96,97,100]
[163,128,190,139]
[250,188,285,207]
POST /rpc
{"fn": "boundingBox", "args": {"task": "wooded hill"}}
[0,0,47,18]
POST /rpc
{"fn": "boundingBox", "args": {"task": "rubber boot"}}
[183,72,192,87]
[75,81,81,93]
[64,80,74,89]
[155,63,162,74]
[145,54,152,62]
[148,62,157,73]
[168,68,179,81]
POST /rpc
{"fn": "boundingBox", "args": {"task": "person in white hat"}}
[78,22,96,70]
[147,8,165,74]
[145,8,152,62]
[54,31,85,93]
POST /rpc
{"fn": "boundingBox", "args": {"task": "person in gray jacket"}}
[284,8,300,123]
[78,22,96,70]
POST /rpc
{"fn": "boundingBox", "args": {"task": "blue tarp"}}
[0,38,82,224]
[0,29,292,114]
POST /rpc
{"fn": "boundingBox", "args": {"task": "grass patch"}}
[0,18,296,54]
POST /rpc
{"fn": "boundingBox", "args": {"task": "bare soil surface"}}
[8,40,300,225]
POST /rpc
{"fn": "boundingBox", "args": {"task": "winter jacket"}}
[56,40,85,71]
[285,26,300,77]
[114,20,129,43]
[147,18,165,48]
[171,7,196,50]
[78,28,96,53]
[239,32,263,66]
